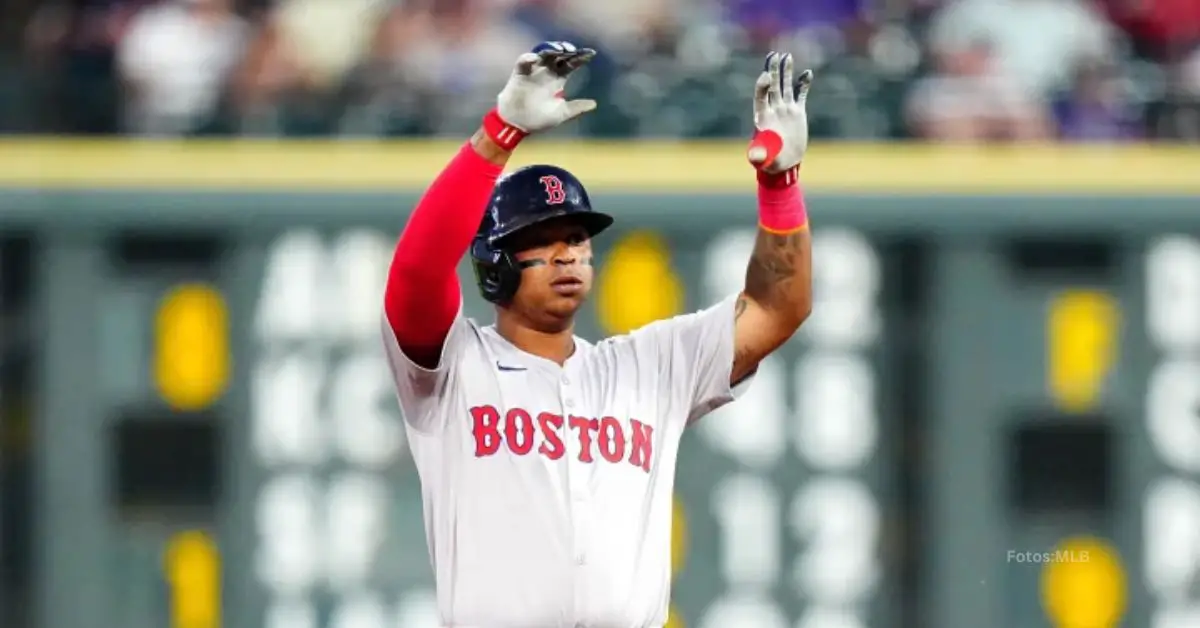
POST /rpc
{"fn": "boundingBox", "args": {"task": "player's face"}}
[506,218,595,323]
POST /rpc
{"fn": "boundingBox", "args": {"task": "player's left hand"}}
[747,52,813,174]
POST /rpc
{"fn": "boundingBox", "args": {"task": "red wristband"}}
[483,108,527,151]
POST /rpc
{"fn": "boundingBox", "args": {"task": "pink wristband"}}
[757,167,808,234]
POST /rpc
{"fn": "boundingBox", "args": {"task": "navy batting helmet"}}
[471,164,614,305]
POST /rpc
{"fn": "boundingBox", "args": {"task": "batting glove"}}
[483,41,598,151]
[747,52,814,186]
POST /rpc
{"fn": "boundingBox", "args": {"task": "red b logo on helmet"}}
[540,175,566,205]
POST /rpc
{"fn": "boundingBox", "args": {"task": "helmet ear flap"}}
[471,237,522,305]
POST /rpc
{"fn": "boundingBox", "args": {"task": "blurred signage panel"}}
[241,228,434,628]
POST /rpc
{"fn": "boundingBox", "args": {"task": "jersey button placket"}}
[561,375,588,568]
[560,371,588,621]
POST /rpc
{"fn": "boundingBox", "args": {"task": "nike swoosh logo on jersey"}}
[496,362,527,372]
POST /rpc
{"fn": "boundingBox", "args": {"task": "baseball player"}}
[382,41,813,628]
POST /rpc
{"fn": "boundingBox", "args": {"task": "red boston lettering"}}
[468,407,653,471]
[504,408,535,455]
[470,405,502,457]
[597,416,626,463]
[568,415,599,463]
[628,419,653,473]
[536,412,565,460]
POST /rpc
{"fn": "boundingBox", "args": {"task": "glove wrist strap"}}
[757,166,799,189]
[483,109,528,152]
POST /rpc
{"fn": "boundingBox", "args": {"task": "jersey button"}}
[561,375,570,385]
[575,554,586,565]
[564,398,574,409]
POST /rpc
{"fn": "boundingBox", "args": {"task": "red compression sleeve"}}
[385,142,503,353]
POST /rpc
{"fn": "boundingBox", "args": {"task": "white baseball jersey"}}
[382,293,754,628]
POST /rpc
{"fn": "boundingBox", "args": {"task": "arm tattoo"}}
[733,308,753,375]
[733,295,751,368]
[744,229,808,309]
[733,228,811,382]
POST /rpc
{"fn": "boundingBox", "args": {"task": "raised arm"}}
[384,42,598,368]
[384,133,507,368]
[730,52,815,385]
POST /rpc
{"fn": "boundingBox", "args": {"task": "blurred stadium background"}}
[0,0,1199,627]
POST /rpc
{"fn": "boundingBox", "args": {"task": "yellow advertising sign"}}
[154,283,231,411]
[163,530,221,628]
[1047,290,1120,413]
[1041,536,1126,628]
[0,139,1196,193]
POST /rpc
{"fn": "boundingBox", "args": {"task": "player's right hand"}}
[495,41,598,134]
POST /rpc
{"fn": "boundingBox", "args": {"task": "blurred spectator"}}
[7,0,1197,141]
[1053,59,1142,140]
[906,39,1052,142]
[928,0,1116,100]
[116,0,249,136]
[504,0,668,138]
[24,0,154,133]
[233,0,391,135]
[1184,45,1200,96]
[352,0,535,136]
[726,0,867,51]
[520,0,680,55]
[802,19,924,140]
[1097,0,1200,61]
[334,3,430,136]
[1151,43,1200,140]
[1096,0,1200,140]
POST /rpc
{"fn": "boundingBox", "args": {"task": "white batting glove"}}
[483,41,598,151]
[747,52,814,184]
